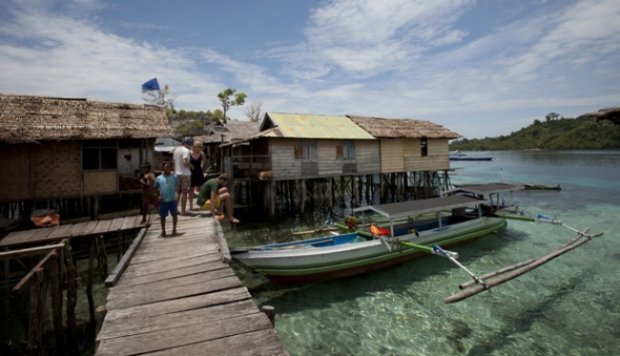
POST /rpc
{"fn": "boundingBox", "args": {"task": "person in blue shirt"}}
[154,161,180,237]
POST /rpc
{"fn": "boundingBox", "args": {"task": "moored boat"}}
[232,195,506,283]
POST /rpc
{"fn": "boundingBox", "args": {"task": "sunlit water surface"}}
[223,150,620,356]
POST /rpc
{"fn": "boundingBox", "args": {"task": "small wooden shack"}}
[227,112,462,215]
[0,93,172,222]
[255,112,376,179]
[348,115,461,200]
[195,120,262,176]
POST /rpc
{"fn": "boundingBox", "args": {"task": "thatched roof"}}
[0,93,173,144]
[347,115,461,139]
[195,120,261,145]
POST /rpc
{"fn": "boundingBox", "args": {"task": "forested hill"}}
[449,110,620,150]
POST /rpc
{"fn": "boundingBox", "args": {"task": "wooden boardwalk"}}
[95,214,288,355]
[0,215,145,248]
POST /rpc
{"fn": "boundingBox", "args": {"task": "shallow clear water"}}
[224,150,620,356]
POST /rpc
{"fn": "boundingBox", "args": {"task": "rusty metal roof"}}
[259,112,375,140]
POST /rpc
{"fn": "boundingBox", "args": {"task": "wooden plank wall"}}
[404,138,450,171]
[95,215,288,355]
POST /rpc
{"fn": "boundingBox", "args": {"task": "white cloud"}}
[0,0,618,138]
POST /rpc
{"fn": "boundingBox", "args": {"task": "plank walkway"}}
[95,214,288,355]
[0,215,145,248]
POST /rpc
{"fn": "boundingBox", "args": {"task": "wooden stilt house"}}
[232,112,377,215]
[0,93,172,223]
[347,115,461,200]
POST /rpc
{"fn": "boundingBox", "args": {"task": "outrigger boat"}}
[232,194,506,283]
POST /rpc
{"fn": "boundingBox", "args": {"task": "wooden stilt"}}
[63,241,79,355]
[49,252,65,355]
[26,268,45,356]
[86,239,96,336]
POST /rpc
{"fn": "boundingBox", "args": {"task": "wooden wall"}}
[0,144,30,201]
[268,139,378,180]
[380,138,450,173]
[356,140,380,174]
[0,139,151,202]
[380,139,405,173]
[33,141,82,199]
[270,139,302,180]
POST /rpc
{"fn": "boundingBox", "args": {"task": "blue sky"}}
[1,0,619,138]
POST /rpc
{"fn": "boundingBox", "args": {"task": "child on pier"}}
[139,162,159,224]
[154,161,179,237]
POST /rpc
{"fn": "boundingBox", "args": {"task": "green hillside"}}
[449,113,620,150]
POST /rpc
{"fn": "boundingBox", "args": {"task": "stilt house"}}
[230,112,461,215]
[347,115,460,198]
[0,93,172,221]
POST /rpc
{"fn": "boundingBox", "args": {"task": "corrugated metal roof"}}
[260,112,375,140]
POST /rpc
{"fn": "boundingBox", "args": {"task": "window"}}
[337,141,356,159]
[83,140,117,170]
[294,141,317,161]
[420,137,428,157]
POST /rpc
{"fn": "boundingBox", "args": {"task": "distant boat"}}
[523,183,561,191]
[449,150,493,161]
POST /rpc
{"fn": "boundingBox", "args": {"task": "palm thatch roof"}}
[347,115,461,139]
[0,93,173,144]
[195,120,261,145]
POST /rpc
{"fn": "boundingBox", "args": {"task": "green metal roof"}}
[260,112,375,140]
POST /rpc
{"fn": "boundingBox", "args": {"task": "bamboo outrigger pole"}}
[444,227,603,304]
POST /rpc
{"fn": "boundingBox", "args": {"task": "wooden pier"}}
[95,214,288,355]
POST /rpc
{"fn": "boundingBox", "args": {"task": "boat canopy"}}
[455,183,523,196]
[353,195,485,220]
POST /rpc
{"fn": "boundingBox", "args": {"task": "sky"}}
[1,0,619,139]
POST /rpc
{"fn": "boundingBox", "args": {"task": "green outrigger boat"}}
[233,194,507,283]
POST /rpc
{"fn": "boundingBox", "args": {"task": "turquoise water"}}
[225,150,620,355]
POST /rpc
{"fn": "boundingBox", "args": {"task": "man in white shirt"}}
[173,136,193,215]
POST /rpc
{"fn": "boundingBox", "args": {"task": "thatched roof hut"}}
[0,93,172,144]
[347,115,461,139]
[195,120,261,145]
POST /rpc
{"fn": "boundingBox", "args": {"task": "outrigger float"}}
[232,183,603,302]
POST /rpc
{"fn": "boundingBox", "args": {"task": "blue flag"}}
[141,78,160,92]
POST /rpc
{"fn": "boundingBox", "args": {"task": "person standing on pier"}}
[138,162,158,224]
[189,140,206,210]
[196,173,240,224]
[154,161,179,237]
[173,136,193,215]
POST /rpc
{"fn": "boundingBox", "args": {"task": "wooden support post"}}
[49,252,66,355]
[87,239,97,336]
[63,240,79,355]
[261,305,276,326]
[299,180,306,214]
[27,268,45,356]
[96,235,108,276]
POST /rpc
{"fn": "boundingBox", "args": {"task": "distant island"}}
[450,108,620,150]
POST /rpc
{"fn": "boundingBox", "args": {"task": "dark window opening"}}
[83,140,118,170]
[294,141,317,161]
[421,137,428,157]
